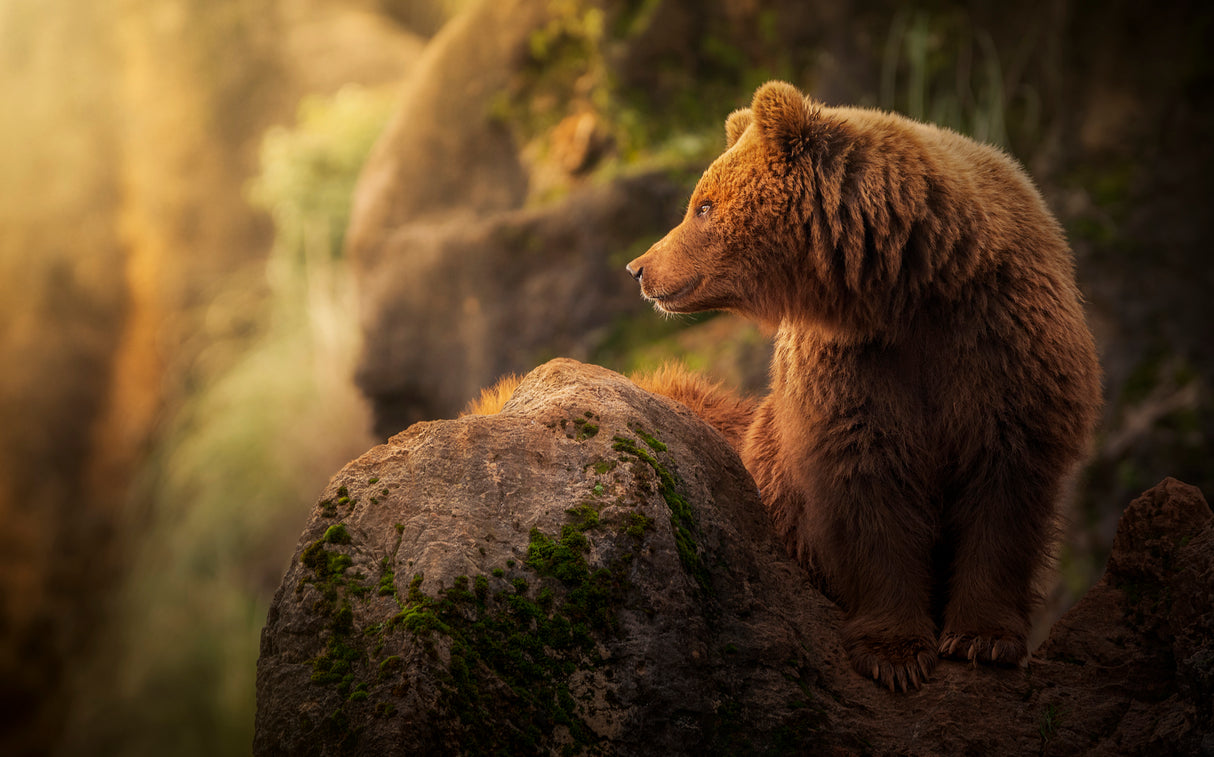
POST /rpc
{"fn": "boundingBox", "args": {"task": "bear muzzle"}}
[627,260,701,312]
[626,238,662,284]
[626,238,706,312]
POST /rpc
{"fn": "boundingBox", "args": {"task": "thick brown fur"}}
[628,364,758,450]
[463,373,523,417]
[624,82,1102,692]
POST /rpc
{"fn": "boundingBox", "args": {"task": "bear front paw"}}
[938,630,1026,665]
[845,635,937,693]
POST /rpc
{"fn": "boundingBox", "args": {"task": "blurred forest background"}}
[0,0,1210,754]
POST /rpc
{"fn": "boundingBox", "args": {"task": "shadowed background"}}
[0,0,1210,754]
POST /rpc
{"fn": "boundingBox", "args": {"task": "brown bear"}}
[623,81,1102,691]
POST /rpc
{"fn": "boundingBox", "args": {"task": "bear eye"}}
[696,200,713,217]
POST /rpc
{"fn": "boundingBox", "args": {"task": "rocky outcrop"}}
[256,359,1213,755]
[1032,477,1214,755]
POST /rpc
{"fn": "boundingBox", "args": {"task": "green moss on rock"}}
[624,511,655,539]
[612,431,710,591]
[322,523,352,545]
[302,537,353,582]
[629,422,667,452]
[376,491,652,752]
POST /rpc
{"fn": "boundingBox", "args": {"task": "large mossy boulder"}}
[255,359,840,754]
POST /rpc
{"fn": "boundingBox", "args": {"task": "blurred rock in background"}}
[0,1,1209,754]
[1,0,432,753]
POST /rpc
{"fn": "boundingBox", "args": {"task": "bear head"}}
[626,81,947,334]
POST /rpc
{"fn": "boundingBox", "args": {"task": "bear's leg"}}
[938,465,1057,665]
[746,402,938,692]
[817,477,939,692]
[835,497,937,693]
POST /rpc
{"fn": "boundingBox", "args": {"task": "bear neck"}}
[769,294,963,391]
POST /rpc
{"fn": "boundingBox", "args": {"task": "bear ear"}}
[724,108,752,148]
[751,80,828,159]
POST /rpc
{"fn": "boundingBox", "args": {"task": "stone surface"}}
[256,360,1214,755]
[1032,477,1214,755]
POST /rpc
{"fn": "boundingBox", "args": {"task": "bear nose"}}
[626,261,642,281]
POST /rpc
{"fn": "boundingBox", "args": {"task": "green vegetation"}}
[559,413,602,442]
[322,522,352,545]
[298,518,369,715]
[379,522,406,600]
[630,423,667,453]
[623,511,654,538]
[570,415,600,441]
[302,535,354,583]
[248,86,396,258]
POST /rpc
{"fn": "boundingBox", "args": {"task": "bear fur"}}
[624,81,1102,691]
[466,365,757,451]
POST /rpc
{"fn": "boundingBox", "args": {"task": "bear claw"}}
[938,631,1026,666]
[847,636,937,692]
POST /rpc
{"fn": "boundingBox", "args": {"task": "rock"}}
[256,360,1214,754]
[344,0,544,248]
[1033,477,1214,755]
[255,358,844,754]
[352,174,684,437]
